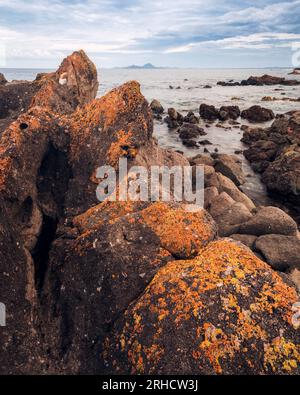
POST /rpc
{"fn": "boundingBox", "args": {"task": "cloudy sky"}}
[0,0,300,68]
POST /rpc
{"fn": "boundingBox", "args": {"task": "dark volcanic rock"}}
[241,105,275,123]
[199,104,219,121]
[178,123,206,140]
[164,107,184,128]
[150,99,164,114]
[183,111,199,124]
[219,106,240,121]
[104,239,300,374]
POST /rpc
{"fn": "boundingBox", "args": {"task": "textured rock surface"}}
[241,105,275,123]
[255,234,300,271]
[239,207,298,236]
[104,240,300,375]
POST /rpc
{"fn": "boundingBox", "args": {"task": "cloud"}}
[0,0,299,67]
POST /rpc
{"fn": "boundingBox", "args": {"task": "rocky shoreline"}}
[0,51,300,375]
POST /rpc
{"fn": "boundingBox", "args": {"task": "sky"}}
[0,0,300,68]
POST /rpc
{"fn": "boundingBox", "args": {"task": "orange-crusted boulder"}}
[42,202,217,373]
[104,239,300,375]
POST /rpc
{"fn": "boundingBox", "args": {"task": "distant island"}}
[115,63,169,69]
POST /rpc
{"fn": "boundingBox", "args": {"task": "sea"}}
[1,67,300,206]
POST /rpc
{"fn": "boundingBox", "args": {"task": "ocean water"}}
[1,67,300,205]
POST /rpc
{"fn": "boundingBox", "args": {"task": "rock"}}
[204,187,219,209]
[183,111,199,124]
[150,99,164,114]
[244,140,279,172]
[261,148,300,201]
[182,139,198,147]
[164,108,184,128]
[178,124,206,139]
[254,234,300,271]
[214,154,245,186]
[241,106,275,123]
[199,104,219,121]
[242,74,300,86]
[216,173,255,211]
[219,106,240,121]
[214,202,253,236]
[289,269,300,292]
[239,206,298,236]
[104,239,300,375]
[241,126,268,144]
[230,234,257,249]
[189,154,215,167]
[209,192,235,218]
[289,68,300,75]
[198,139,212,145]
[203,85,212,88]
[0,73,7,85]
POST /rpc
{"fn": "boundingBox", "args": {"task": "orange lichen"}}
[107,130,135,167]
[139,201,216,258]
[106,239,300,374]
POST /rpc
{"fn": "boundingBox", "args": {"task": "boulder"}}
[230,234,257,249]
[150,99,164,114]
[244,140,279,172]
[239,206,298,236]
[209,192,235,218]
[178,124,206,139]
[203,187,219,210]
[183,111,199,124]
[241,106,275,123]
[261,148,300,200]
[104,240,300,374]
[214,154,245,186]
[199,104,219,121]
[189,154,215,167]
[216,173,255,211]
[214,202,253,236]
[219,105,240,121]
[254,234,300,271]
[0,72,7,85]
[241,127,267,145]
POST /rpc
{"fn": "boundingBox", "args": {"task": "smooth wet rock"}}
[255,234,300,271]
[104,239,300,374]
[239,206,298,236]
[241,105,275,123]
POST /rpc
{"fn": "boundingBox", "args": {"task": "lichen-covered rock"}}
[43,202,217,373]
[104,239,300,375]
